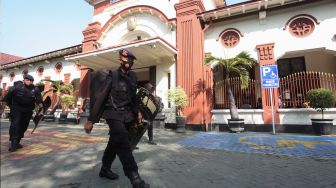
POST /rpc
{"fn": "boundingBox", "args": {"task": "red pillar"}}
[175,0,212,127]
[256,43,280,124]
[79,22,101,98]
[2,83,7,97]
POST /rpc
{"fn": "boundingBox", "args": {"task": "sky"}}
[0,0,246,58]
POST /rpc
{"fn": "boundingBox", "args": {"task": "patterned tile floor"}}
[0,126,108,161]
[177,132,336,159]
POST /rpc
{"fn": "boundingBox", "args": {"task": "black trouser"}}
[147,121,153,141]
[102,119,138,176]
[9,106,33,142]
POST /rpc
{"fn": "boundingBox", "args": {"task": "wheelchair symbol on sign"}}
[270,71,277,78]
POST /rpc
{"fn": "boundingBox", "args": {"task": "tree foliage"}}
[205,51,256,119]
[167,86,188,116]
[307,88,335,119]
[41,79,75,113]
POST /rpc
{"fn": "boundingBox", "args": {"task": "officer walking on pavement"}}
[2,74,43,152]
[84,49,150,188]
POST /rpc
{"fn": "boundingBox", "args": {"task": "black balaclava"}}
[121,58,134,71]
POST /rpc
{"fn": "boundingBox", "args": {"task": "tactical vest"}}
[12,83,38,108]
[105,70,137,109]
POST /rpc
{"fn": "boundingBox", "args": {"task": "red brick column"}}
[2,83,7,96]
[256,43,280,124]
[175,0,212,127]
[79,22,101,98]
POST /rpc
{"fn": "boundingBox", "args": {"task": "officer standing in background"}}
[2,74,43,152]
[143,83,164,145]
[84,49,150,188]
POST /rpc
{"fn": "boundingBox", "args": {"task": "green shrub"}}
[60,94,75,110]
[167,86,188,116]
[306,88,335,119]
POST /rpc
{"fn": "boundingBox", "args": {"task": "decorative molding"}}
[217,28,244,40]
[175,0,205,16]
[99,5,173,41]
[283,14,320,30]
[127,17,137,31]
[83,22,102,42]
[217,28,243,48]
[256,43,275,63]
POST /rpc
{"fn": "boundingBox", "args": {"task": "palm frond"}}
[205,55,219,65]
[41,79,58,85]
[239,72,250,89]
[42,88,55,97]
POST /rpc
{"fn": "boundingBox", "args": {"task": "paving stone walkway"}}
[1,120,336,188]
[177,132,336,159]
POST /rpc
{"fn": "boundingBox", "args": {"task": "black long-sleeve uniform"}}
[3,82,42,142]
[88,67,139,177]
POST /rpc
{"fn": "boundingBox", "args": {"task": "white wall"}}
[156,61,176,109]
[212,109,336,125]
[1,58,81,88]
[279,108,336,125]
[204,1,336,60]
[212,109,264,124]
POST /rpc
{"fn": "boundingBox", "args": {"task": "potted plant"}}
[306,88,335,135]
[205,51,256,132]
[167,86,188,133]
[41,79,74,122]
[59,94,75,123]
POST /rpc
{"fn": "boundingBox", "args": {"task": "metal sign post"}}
[260,65,279,135]
[269,88,276,135]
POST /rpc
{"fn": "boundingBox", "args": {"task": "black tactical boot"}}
[147,140,157,145]
[8,140,21,152]
[128,171,150,188]
[17,138,23,148]
[99,166,119,180]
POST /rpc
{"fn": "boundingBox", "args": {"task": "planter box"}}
[311,119,334,135]
[228,119,244,133]
[43,114,55,122]
[176,116,186,133]
[58,113,68,123]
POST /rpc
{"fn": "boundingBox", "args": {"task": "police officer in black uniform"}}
[2,74,43,152]
[84,49,150,188]
[143,83,164,145]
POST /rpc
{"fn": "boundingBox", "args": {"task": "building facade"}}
[1,0,335,129]
[67,0,335,129]
[0,45,82,104]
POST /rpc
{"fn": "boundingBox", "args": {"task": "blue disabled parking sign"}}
[260,65,279,88]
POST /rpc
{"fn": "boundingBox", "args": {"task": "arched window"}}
[22,69,28,76]
[54,62,63,74]
[218,28,243,48]
[9,72,15,81]
[37,66,44,77]
[284,14,319,38]
[9,72,15,78]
